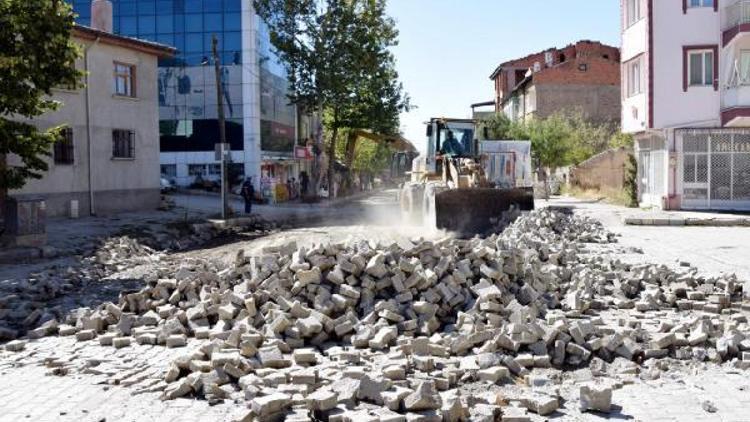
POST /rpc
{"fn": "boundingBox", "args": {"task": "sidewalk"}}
[542,195,750,226]
[0,189,394,266]
[623,209,750,226]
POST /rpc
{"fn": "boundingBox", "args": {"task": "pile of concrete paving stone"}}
[5,209,749,421]
[0,217,275,342]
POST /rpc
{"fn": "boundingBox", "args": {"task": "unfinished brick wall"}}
[570,147,631,191]
[491,41,621,111]
[534,84,622,124]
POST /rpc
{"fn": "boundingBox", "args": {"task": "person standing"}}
[299,171,309,197]
[241,177,255,214]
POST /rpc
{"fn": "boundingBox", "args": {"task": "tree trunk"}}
[327,126,339,199]
[0,153,6,228]
[344,131,357,194]
[309,112,323,201]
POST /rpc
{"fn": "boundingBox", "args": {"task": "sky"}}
[385,0,621,151]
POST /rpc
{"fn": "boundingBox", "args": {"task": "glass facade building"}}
[70,0,298,188]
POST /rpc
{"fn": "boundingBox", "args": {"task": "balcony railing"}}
[726,1,750,29]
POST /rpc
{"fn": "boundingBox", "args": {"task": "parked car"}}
[160,177,176,193]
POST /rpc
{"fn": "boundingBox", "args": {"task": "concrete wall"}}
[9,36,161,217]
[570,147,630,191]
[535,84,622,124]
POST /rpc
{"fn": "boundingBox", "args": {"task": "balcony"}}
[723,77,750,125]
[724,1,750,46]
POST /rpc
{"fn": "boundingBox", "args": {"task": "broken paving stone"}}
[403,381,441,411]
[112,337,131,349]
[579,385,612,413]
[250,392,292,417]
[166,334,187,348]
[4,340,26,352]
[308,389,338,411]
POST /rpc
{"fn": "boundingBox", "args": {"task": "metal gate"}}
[679,129,750,210]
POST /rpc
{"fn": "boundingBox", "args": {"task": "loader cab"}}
[425,118,476,173]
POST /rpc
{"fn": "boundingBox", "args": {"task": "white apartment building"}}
[10,13,175,218]
[622,0,750,210]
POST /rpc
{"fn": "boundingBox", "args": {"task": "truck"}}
[400,117,534,235]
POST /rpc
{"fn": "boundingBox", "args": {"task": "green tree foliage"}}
[335,130,392,174]
[254,0,409,196]
[0,0,82,191]
[623,152,639,207]
[480,112,633,198]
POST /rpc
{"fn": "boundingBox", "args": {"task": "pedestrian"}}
[241,177,255,214]
[299,171,309,197]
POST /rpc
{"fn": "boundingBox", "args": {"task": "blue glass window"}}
[140,33,157,42]
[185,0,201,13]
[204,0,222,12]
[173,0,185,13]
[224,32,241,52]
[224,13,241,31]
[186,33,203,53]
[205,33,222,52]
[185,14,202,32]
[120,1,138,16]
[224,0,241,12]
[174,14,185,32]
[120,17,138,35]
[139,15,156,33]
[138,0,156,15]
[204,13,222,32]
[157,15,174,33]
[156,0,174,12]
[173,34,186,51]
[157,33,175,47]
[74,1,91,18]
[78,17,91,27]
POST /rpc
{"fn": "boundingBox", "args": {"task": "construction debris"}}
[3,209,749,420]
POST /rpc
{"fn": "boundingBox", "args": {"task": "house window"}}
[741,50,750,85]
[112,129,135,159]
[54,127,74,165]
[208,164,222,175]
[188,164,207,176]
[113,62,136,97]
[161,164,177,178]
[688,50,714,87]
[688,0,714,8]
[627,57,643,96]
[626,0,642,26]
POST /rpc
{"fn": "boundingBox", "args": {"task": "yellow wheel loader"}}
[400,117,535,235]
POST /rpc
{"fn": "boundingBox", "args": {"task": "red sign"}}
[295,146,312,160]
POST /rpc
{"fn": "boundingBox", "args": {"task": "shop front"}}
[260,156,305,204]
[636,128,750,211]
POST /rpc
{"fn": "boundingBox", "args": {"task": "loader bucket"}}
[432,188,534,235]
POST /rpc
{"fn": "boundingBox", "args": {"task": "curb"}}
[624,217,750,227]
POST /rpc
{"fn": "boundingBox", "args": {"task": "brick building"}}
[489,40,622,123]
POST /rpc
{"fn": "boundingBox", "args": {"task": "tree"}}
[254,0,409,198]
[0,0,82,198]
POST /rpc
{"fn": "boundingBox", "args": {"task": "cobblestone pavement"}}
[0,336,249,422]
[1,196,749,421]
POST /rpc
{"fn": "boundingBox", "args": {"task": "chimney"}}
[91,0,113,33]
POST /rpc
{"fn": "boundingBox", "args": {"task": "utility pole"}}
[212,34,229,219]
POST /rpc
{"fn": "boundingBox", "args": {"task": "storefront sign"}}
[712,138,750,153]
